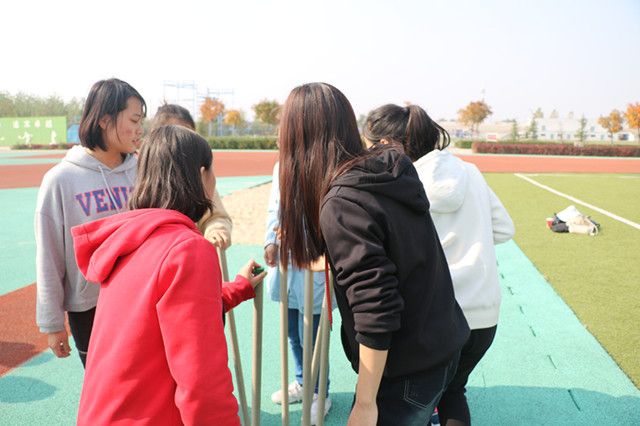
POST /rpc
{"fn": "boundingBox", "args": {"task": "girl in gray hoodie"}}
[35,78,146,367]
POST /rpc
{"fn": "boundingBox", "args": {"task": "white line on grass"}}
[515,173,640,230]
[523,173,640,179]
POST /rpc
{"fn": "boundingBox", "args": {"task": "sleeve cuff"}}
[233,274,256,300]
[355,331,393,350]
[39,324,65,334]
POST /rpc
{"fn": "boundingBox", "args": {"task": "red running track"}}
[0,285,49,376]
[2,151,639,190]
[0,151,280,189]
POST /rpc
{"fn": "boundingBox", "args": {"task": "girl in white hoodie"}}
[364,104,515,426]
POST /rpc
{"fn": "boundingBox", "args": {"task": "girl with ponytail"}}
[364,104,514,426]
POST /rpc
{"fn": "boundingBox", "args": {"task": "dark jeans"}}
[367,350,460,426]
[67,307,96,368]
[438,326,497,425]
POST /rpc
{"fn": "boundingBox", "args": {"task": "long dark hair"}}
[278,82,367,268]
[364,104,450,161]
[129,125,212,222]
[79,78,146,151]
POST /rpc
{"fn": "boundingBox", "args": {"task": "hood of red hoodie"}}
[72,208,198,284]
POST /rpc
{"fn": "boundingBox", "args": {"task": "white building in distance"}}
[440,116,638,143]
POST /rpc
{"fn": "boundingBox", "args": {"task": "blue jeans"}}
[373,351,460,426]
[288,308,330,394]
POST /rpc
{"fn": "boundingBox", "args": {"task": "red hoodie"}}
[72,208,252,425]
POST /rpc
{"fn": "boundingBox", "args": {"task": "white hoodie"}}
[414,149,514,329]
[35,146,137,333]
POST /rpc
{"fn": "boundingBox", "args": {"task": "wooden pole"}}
[315,272,333,426]
[279,263,290,425]
[251,279,263,426]
[301,270,314,426]
[218,248,249,426]
[310,303,325,392]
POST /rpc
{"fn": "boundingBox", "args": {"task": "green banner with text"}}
[0,116,67,146]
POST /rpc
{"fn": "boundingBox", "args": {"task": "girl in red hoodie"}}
[72,125,265,425]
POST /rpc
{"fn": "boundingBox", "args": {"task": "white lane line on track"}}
[515,173,640,230]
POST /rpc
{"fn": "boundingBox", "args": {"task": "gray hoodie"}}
[35,146,136,333]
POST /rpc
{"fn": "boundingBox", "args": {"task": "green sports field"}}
[485,173,640,387]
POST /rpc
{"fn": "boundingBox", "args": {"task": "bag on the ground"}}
[566,215,599,236]
[547,205,599,236]
[549,215,569,233]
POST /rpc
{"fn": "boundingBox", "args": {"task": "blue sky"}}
[1,0,638,122]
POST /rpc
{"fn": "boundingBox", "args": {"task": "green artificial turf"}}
[484,173,640,388]
[524,173,640,223]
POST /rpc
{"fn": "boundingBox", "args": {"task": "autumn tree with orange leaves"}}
[625,103,640,143]
[200,97,225,136]
[223,109,245,134]
[458,101,492,136]
[598,110,624,144]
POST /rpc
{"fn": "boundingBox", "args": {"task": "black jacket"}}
[320,148,470,378]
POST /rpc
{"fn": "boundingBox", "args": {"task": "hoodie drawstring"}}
[98,166,123,213]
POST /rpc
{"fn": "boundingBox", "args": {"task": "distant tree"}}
[526,117,538,140]
[0,91,12,116]
[457,100,492,136]
[598,110,624,144]
[509,120,519,142]
[252,99,280,126]
[41,95,66,116]
[223,109,244,126]
[12,93,40,116]
[0,91,84,126]
[576,115,588,144]
[625,103,640,143]
[223,109,246,134]
[200,97,225,122]
[65,97,85,125]
[533,108,544,119]
[200,97,225,136]
[550,109,559,119]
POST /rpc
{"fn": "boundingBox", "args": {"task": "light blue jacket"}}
[264,163,333,315]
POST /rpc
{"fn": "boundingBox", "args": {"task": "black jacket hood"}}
[329,148,430,215]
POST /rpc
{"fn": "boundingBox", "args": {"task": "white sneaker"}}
[310,393,332,425]
[271,381,304,404]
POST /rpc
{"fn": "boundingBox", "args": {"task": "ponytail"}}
[365,103,450,162]
[405,104,450,160]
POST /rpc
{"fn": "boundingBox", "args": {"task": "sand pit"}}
[221,182,272,246]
